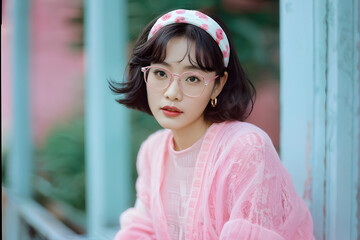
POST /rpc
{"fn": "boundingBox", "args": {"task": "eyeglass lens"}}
[145,67,206,97]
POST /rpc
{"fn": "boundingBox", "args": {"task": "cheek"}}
[188,93,212,113]
[146,87,159,112]
[202,87,215,104]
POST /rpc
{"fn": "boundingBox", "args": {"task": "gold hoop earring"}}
[211,98,218,107]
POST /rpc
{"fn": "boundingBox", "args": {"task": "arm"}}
[220,219,285,240]
[218,132,313,240]
[114,199,155,240]
[114,141,156,240]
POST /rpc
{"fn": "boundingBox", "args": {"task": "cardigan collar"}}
[151,122,227,240]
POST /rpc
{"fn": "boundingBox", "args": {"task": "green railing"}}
[5,0,132,239]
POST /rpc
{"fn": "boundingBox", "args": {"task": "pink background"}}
[2,0,84,147]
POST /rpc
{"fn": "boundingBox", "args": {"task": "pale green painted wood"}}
[325,0,359,239]
[8,0,32,198]
[5,0,32,239]
[280,0,359,239]
[6,0,132,238]
[280,0,315,201]
[12,195,78,239]
[4,199,24,240]
[309,0,327,238]
[84,0,132,237]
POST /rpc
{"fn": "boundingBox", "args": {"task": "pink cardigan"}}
[115,121,314,240]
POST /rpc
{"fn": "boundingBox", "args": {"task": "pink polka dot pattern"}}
[150,23,163,36]
[161,13,172,21]
[175,16,187,23]
[223,44,230,58]
[175,10,186,14]
[200,24,209,31]
[195,11,208,20]
[216,28,224,41]
[148,9,230,67]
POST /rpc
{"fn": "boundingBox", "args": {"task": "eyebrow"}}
[156,61,202,71]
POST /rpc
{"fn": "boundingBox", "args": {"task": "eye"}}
[186,75,201,83]
[154,70,168,79]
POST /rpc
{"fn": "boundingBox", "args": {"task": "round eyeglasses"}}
[141,66,218,98]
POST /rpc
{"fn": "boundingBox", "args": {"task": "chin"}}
[154,116,182,131]
[157,120,181,131]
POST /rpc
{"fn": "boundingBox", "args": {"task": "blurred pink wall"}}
[247,80,280,151]
[2,0,84,147]
[30,0,84,145]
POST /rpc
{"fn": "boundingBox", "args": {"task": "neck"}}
[172,120,211,151]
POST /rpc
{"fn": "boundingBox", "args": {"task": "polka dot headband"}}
[148,9,230,67]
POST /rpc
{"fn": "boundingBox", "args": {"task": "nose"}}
[164,75,182,101]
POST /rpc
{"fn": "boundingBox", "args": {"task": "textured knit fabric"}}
[161,135,203,240]
[114,121,314,240]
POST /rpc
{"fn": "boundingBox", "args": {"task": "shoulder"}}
[215,121,274,150]
[140,128,171,151]
[211,121,281,178]
[136,128,171,168]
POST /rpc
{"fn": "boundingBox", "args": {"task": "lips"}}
[161,106,183,117]
[161,106,182,112]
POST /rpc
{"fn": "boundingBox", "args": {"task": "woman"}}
[110,9,314,240]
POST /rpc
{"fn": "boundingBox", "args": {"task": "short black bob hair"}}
[109,12,255,123]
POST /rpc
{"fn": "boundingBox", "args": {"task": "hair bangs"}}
[189,25,225,74]
[145,35,168,64]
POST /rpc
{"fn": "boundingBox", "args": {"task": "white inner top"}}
[160,135,204,240]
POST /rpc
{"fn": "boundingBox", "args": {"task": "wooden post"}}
[280,0,359,239]
[325,0,359,238]
[5,0,32,239]
[84,0,132,237]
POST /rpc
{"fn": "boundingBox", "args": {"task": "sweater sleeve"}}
[114,140,156,240]
[219,219,285,240]
[219,131,314,240]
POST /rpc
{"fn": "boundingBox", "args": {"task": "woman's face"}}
[146,37,224,137]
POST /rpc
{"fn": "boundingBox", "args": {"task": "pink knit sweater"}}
[115,121,314,240]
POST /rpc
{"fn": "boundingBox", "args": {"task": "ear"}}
[211,71,228,99]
